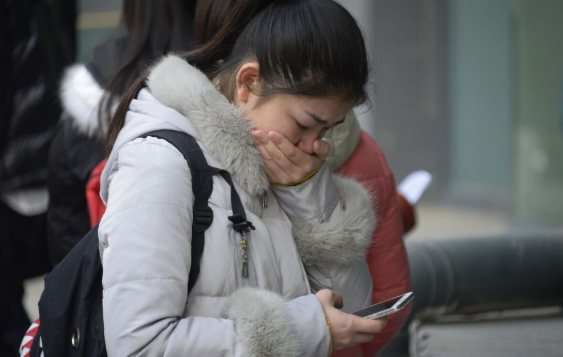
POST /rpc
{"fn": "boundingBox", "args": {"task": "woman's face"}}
[244,93,352,154]
[234,63,354,154]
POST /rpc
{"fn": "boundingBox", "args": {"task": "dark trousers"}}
[0,201,51,356]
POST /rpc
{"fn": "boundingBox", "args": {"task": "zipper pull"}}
[262,191,268,208]
[240,233,249,278]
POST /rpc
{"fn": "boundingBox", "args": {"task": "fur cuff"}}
[223,288,298,357]
[292,176,376,266]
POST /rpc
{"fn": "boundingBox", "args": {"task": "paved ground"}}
[407,203,510,240]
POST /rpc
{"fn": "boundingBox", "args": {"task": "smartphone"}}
[351,292,414,320]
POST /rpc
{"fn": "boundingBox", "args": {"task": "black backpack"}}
[31,130,254,356]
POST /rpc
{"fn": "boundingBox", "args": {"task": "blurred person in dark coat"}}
[0,0,75,355]
[46,0,198,267]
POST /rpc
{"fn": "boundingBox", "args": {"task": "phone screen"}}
[351,292,414,319]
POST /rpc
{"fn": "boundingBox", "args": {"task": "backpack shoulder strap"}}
[140,130,216,294]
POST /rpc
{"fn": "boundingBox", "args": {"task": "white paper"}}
[397,170,432,205]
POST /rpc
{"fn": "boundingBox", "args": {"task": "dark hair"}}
[96,0,197,135]
[194,0,236,45]
[107,0,368,153]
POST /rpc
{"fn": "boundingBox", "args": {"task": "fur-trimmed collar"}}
[147,55,270,195]
[145,55,365,194]
[59,64,111,138]
[61,58,362,171]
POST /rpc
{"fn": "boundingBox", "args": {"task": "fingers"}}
[315,289,343,309]
[267,132,317,168]
[331,291,344,310]
[352,315,388,334]
[313,139,331,162]
[252,130,297,183]
[316,292,388,351]
[329,310,385,350]
[266,131,322,174]
[252,130,323,184]
[355,332,378,344]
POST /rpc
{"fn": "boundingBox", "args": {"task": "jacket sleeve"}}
[271,163,376,313]
[99,138,331,357]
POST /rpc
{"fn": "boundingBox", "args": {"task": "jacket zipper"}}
[239,231,249,278]
[232,231,242,287]
[262,191,268,208]
[232,229,258,287]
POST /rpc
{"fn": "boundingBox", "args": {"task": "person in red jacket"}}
[194,2,412,355]
[324,117,412,356]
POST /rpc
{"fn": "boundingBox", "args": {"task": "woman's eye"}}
[296,122,309,130]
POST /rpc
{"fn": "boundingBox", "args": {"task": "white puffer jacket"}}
[98,55,376,357]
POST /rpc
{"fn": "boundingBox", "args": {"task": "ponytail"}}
[95,0,196,144]
[182,0,276,73]
[105,74,147,155]
[106,0,278,152]
[194,0,236,46]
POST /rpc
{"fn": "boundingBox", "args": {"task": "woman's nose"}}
[296,137,315,154]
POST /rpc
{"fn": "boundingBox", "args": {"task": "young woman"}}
[100,0,386,355]
[195,1,413,355]
[47,0,198,266]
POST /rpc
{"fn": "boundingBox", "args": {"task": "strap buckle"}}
[193,206,214,233]
[228,214,256,233]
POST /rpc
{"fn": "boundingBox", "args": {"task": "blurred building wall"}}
[76,0,121,62]
[448,0,515,204]
[337,0,448,194]
[74,0,563,226]
[515,0,563,225]
[342,0,563,226]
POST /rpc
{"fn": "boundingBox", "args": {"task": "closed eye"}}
[296,121,310,130]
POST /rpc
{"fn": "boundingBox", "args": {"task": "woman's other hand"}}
[252,130,330,185]
[315,289,388,351]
